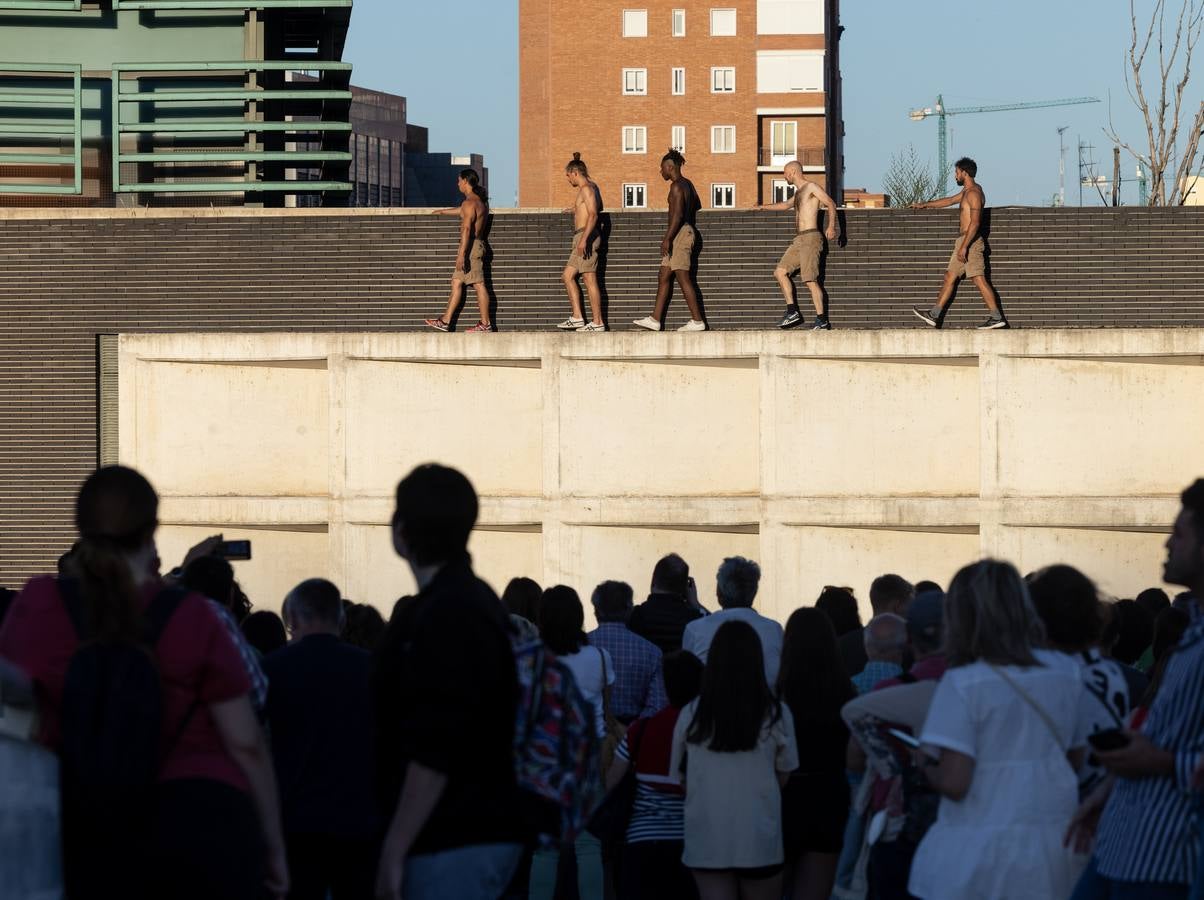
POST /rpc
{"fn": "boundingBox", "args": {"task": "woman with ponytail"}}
[0,466,288,900]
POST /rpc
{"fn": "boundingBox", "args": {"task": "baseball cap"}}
[907,588,944,642]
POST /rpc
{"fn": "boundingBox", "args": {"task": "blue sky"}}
[344,0,1167,207]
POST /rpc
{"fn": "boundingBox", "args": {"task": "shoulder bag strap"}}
[599,646,612,723]
[988,663,1065,751]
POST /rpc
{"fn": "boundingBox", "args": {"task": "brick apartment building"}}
[519,0,843,210]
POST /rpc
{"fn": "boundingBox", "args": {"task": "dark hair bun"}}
[573,152,581,161]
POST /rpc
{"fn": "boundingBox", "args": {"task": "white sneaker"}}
[677,319,707,332]
[632,316,663,332]
[577,322,607,332]
[557,317,585,330]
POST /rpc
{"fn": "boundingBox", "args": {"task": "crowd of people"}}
[1,464,1202,900]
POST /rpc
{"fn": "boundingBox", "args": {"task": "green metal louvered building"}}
[0,0,352,206]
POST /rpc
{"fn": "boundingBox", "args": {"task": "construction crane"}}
[909,94,1101,195]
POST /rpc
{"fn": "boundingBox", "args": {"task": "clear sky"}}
[344,0,1171,207]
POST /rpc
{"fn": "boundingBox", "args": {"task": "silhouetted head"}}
[650,553,689,598]
[715,556,760,609]
[815,585,861,637]
[283,577,344,637]
[869,573,914,615]
[1026,564,1104,653]
[539,584,588,655]
[502,576,543,625]
[392,464,478,567]
[592,580,634,623]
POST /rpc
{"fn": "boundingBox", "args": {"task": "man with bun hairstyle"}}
[424,169,494,333]
[633,149,707,332]
[558,153,606,332]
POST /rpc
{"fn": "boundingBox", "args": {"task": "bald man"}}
[754,160,839,330]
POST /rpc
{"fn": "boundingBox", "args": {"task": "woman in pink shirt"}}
[0,466,287,900]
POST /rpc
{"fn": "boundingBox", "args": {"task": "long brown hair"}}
[71,466,159,640]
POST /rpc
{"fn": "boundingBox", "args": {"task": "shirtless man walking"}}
[910,157,1007,329]
[633,149,706,332]
[424,168,493,333]
[558,153,606,332]
[754,161,839,329]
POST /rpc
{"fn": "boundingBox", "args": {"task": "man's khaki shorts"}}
[947,234,987,279]
[661,223,696,272]
[566,228,602,274]
[777,229,824,283]
[454,239,487,285]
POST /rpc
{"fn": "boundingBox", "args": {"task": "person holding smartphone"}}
[628,554,706,654]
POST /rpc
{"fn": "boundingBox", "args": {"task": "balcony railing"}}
[111,61,352,196]
[0,63,83,195]
[111,0,350,7]
[759,147,826,168]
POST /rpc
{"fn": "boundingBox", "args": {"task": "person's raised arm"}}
[912,190,963,210]
[578,186,600,258]
[431,205,461,215]
[753,198,795,211]
[210,695,288,899]
[809,183,840,240]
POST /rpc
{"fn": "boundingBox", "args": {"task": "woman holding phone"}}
[671,620,798,900]
[907,560,1089,900]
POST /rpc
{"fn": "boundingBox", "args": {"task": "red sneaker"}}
[423,317,450,332]
[465,321,495,333]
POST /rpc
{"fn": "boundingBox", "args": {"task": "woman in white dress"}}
[908,560,1089,900]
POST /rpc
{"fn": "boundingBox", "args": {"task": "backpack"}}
[57,577,191,816]
[511,636,601,845]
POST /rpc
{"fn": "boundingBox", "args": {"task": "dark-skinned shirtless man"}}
[754,160,839,330]
[424,168,493,333]
[910,157,1007,329]
[633,149,706,332]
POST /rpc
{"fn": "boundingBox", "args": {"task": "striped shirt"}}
[1093,616,1204,884]
[615,707,685,843]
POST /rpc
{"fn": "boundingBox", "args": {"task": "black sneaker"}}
[811,317,832,330]
[976,316,1009,330]
[912,306,942,328]
[778,309,803,329]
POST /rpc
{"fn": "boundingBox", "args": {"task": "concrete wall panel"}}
[771,357,979,497]
[135,360,328,498]
[997,357,1204,497]
[769,525,980,623]
[559,358,760,496]
[344,359,542,497]
[995,526,1171,601]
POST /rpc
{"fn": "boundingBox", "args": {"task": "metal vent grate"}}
[97,334,119,467]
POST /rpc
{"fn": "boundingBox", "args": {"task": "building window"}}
[623,68,648,95]
[671,125,686,153]
[623,183,647,208]
[671,67,686,95]
[622,9,648,37]
[672,8,686,36]
[712,184,736,208]
[769,120,798,165]
[622,126,648,154]
[710,8,737,35]
[711,67,736,93]
[711,125,736,153]
[772,179,797,203]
